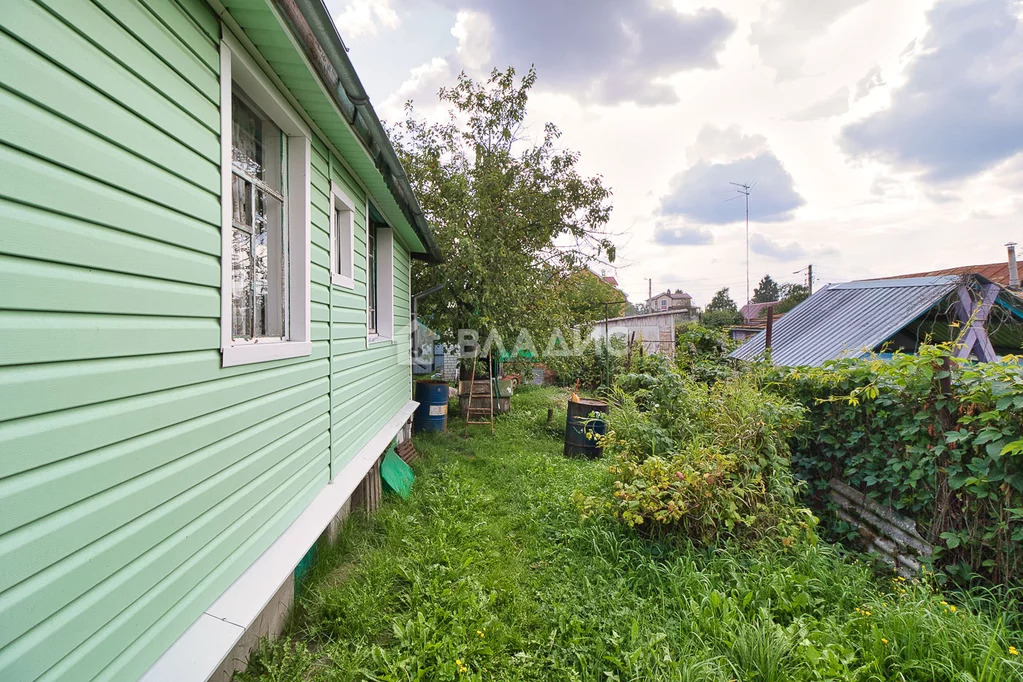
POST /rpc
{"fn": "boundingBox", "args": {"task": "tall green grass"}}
[242,388,1023,681]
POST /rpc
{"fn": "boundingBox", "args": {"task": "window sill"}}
[222,340,312,367]
[367,335,394,346]
[331,273,355,289]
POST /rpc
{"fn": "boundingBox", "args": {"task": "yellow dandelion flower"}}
[882,638,889,644]
[949,605,957,613]
[456,659,462,665]
[1010,646,1019,656]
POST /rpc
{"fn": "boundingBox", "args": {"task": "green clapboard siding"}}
[0,0,417,679]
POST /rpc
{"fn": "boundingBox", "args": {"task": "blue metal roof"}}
[729,276,961,367]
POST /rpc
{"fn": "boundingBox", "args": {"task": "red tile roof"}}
[602,275,619,286]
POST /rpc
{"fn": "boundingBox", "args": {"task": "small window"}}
[219,37,311,367]
[367,220,394,342]
[329,182,355,289]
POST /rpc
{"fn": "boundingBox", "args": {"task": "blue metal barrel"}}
[414,380,449,433]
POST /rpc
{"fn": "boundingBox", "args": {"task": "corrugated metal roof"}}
[729,276,961,366]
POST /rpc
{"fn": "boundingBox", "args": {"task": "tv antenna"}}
[729,181,755,303]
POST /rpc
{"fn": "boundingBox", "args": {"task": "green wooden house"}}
[0,0,441,679]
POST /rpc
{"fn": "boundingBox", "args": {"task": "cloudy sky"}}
[328,0,1023,307]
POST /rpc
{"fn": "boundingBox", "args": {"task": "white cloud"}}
[842,0,1023,182]
[750,0,871,80]
[352,0,1023,309]
[750,233,806,260]
[653,223,714,246]
[332,0,399,39]
[787,87,849,121]
[687,125,768,164]
[451,10,493,70]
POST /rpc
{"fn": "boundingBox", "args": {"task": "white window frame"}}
[367,214,394,344]
[329,181,356,289]
[219,35,312,368]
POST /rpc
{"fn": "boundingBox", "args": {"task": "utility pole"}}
[647,278,652,304]
[793,264,814,295]
[729,181,755,303]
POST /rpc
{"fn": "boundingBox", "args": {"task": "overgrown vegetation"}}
[576,370,817,547]
[770,344,1023,585]
[243,388,1023,681]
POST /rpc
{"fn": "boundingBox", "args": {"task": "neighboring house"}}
[590,310,687,356]
[740,300,781,323]
[647,289,696,315]
[1,2,441,681]
[730,275,1023,367]
[729,301,784,344]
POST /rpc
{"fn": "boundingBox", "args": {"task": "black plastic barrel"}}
[414,380,449,433]
[564,398,609,458]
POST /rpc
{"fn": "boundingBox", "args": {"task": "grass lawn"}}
[243,387,1023,681]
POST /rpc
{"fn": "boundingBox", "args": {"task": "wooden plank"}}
[0,94,220,225]
[2,2,220,156]
[0,254,219,318]
[0,410,328,652]
[0,200,219,287]
[0,34,219,184]
[0,361,329,479]
[0,147,219,256]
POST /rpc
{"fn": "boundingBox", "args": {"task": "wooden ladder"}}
[463,349,495,434]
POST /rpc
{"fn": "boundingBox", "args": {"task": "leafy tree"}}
[702,309,741,327]
[776,283,810,313]
[560,270,626,324]
[392,67,615,350]
[705,287,739,313]
[752,275,780,303]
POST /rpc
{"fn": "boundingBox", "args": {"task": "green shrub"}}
[545,336,626,389]
[770,344,1023,585]
[577,371,817,547]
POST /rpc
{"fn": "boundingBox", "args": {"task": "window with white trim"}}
[219,37,311,367]
[329,182,356,289]
[367,220,394,342]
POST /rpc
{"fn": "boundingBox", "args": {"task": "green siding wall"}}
[0,1,415,680]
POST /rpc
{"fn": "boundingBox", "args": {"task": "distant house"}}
[647,289,697,315]
[740,301,781,323]
[729,301,784,344]
[590,309,693,356]
[0,2,441,681]
[730,275,1023,366]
